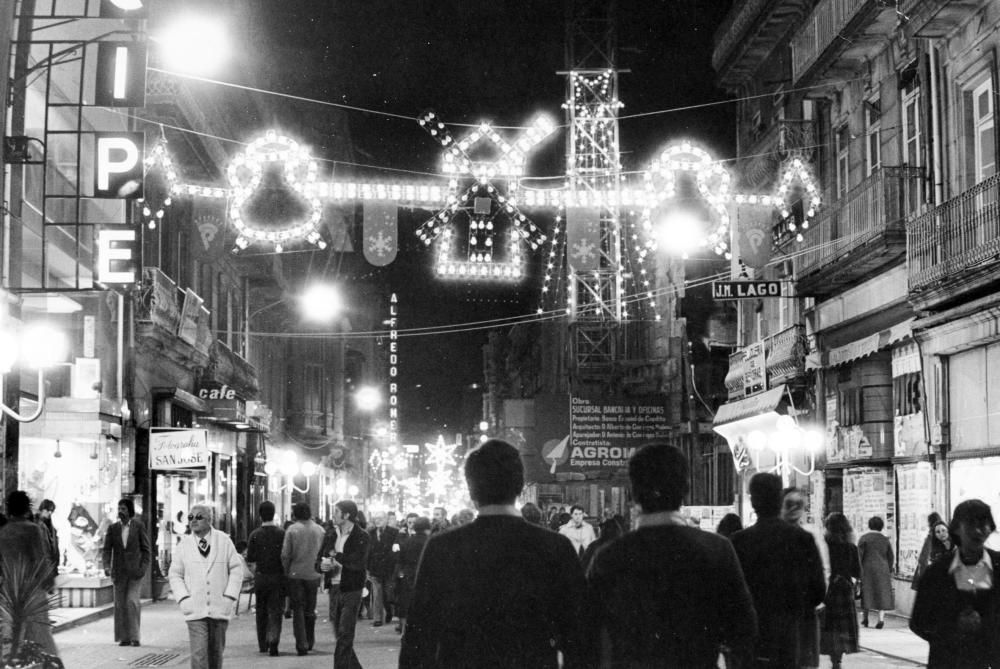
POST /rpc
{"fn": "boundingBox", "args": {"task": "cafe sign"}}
[149,429,209,470]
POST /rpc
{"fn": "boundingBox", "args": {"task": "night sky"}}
[224,1,735,443]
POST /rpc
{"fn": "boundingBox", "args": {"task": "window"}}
[893,372,922,416]
[902,86,922,168]
[303,363,325,417]
[971,76,996,182]
[836,125,850,198]
[902,84,922,213]
[865,99,881,175]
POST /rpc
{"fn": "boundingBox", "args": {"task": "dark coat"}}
[394,532,428,618]
[910,548,1000,668]
[367,524,400,579]
[588,523,757,668]
[858,531,894,610]
[399,515,588,669]
[317,522,371,592]
[731,516,827,669]
[102,518,151,582]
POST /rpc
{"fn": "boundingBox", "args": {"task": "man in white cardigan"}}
[168,504,244,669]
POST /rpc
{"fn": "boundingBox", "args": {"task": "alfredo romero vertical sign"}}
[567,397,670,472]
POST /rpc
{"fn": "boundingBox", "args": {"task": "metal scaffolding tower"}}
[563,0,624,389]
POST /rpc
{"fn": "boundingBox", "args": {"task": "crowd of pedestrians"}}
[0,436,995,669]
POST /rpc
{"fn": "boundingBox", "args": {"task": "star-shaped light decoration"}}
[416,111,554,282]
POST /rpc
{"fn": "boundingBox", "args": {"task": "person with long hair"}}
[911,499,1000,668]
[912,512,943,591]
[820,513,861,669]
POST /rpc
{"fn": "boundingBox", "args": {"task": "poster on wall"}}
[843,466,895,545]
[895,462,934,578]
[950,457,1000,550]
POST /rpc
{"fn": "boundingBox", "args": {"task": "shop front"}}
[13,290,127,607]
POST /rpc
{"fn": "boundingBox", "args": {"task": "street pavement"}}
[53,596,929,668]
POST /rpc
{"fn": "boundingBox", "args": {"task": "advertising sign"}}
[94,132,144,198]
[149,429,209,470]
[895,462,934,578]
[743,342,766,396]
[97,227,137,284]
[566,397,669,473]
[95,42,147,107]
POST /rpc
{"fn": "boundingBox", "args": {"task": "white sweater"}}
[168,529,244,621]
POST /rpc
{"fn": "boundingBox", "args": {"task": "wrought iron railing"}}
[907,173,1000,292]
[791,0,868,82]
[725,324,808,400]
[795,167,924,276]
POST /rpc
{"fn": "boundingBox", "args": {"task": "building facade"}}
[713,0,1000,614]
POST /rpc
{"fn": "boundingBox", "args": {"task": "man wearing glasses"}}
[168,505,244,669]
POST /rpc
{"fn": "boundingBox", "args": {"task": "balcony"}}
[898,0,990,39]
[794,167,923,300]
[907,173,1000,310]
[791,0,899,88]
[725,324,809,400]
[712,0,809,91]
[740,119,817,189]
[135,267,213,367]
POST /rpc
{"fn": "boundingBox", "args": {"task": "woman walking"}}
[911,499,1000,668]
[820,513,861,669]
[858,516,894,628]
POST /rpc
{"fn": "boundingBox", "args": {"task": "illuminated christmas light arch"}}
[775,157,822,241]
[415,111,553,281]
[227,130,325,253]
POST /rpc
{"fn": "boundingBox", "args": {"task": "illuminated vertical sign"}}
[94,133,144,198]
[388,293,399,447]
[97,227,137,284]
[95,43,147,108]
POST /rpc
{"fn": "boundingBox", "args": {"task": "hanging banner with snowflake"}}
[363,201,398,266]
[566,206,601,271]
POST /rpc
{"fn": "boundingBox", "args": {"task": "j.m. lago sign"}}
[149,429,209,470]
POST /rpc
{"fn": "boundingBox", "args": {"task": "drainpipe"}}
[929,40,944,207]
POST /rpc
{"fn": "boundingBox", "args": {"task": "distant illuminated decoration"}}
[415,111,553,282]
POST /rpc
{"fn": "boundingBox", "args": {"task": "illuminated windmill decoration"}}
[416,111,554,281]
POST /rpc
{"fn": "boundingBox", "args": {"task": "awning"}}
[826,318,914,368]
[713,385,787,426]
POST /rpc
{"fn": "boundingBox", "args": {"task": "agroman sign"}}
[712,280,784,299]
[149,429,209,470]
[565,397,670,473]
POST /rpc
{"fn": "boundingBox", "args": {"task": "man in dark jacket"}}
[103,497,151,647]
[400,439,587,668]
[731,473,827,669]
[245,500,286,656]
[319,500,371,668]
[367,510,399,627]
[588,442,757,667]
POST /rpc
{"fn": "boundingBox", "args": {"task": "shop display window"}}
[19,436,122,576]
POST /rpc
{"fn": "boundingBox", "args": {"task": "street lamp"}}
[151,14,230,76]
[299,284,343,324]
[0,323,68,423]
[264,451,316,494]
[745,415,823,485]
